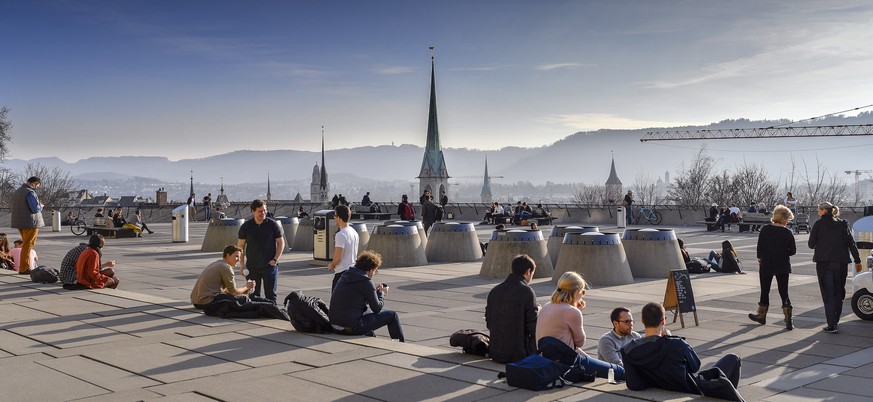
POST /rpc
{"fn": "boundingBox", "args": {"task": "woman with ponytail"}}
[809,202,861,333]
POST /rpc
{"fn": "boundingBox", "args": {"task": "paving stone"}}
[2,355,109,401]
[83,311,199,337]
[17,296,118,316]
[754,363,848,391]
[7,320,137,349]
[842,362,873,379]
[366,353,512,390]
[84,342,249,383]
[165,331,341,368]
[290,359,505,401]
[39,355,161,390]
[0,302,58,323]
[763,387,873,401]
[73,389,165,402]
[803,367,873,397]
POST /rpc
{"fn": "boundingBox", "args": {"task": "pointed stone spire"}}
[417,47,450,197]
[266,172,272,201]
[189,170,194,197]
[605,154,622,186]
[481,156,492,203]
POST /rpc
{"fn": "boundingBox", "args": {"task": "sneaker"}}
[18,269,32,275]
[823,326,839,334]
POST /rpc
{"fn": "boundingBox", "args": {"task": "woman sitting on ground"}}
[536,271,624,380]
[76,234,120,289]
[711,240,745,274]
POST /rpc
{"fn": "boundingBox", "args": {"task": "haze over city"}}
[3,0,873,163]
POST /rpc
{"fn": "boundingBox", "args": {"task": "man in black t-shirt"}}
[237,199,284,303]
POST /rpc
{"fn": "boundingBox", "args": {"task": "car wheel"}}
[851,289,873,320]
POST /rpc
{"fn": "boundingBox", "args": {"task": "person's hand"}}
[661,327,672,337]
[376,284,389,296]
[856,263,863,273]
[327,263,336,272]
[576,299,586,310]
[245,280,255,293]
[104,260,116,268]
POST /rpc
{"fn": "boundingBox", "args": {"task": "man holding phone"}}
[329,251,404,342]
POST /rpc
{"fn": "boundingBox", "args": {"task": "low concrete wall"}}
[2,203,867,229]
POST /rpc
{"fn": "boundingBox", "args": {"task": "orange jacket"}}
[76,247,108,289]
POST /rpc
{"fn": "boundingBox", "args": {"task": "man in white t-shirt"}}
[328,205,359,292]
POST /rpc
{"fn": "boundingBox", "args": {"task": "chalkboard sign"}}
[663,269,699,327]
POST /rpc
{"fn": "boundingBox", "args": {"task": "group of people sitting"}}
[483,202,550,225]
[0,233,39,273]
[94,207,154,235]
[679,239,745,274]
[57,234,121,290]
[486,254,743,400]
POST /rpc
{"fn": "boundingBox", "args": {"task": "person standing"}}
[748,205,797,330]
[439,190,448,208]
[485,254,538,363]
[397,194,415,221]
[203,193,212,221]
[10,176,43,274]
[808,202,862,334]
[421,195,438,235]
[327,205,359,291]
[237,199,285,303]
[784,192,798,214]
[623,190,634,225]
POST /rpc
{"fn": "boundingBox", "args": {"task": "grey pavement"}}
[1,221,872,401]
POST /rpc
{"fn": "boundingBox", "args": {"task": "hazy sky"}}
[3,1,872,162]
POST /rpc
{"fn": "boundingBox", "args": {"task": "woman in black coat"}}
[808,202,862,334]
[748,205,796,329]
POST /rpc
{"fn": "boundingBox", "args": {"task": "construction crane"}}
[640,124,873,142]
[845,170,873,204]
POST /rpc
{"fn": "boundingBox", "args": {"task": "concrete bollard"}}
[547,225,599,268]
[554,232,634,286]
[275,216,299,251]
[622,228,684,278]
[292,218,314,252]
[425,222,482,262]
[480,229,553,279]
[350,222,370,250]
[385,220,427,256]
[367,225,427,267]
[200,218,245,252]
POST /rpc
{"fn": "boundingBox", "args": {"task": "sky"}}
[2,0,873,162]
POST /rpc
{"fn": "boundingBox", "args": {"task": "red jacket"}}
[76,247,109,289]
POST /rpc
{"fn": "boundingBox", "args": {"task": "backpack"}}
[402,203,415,220]
[500,355,572,391]
[284,291,333,333]
[449,329,490,356]
[686,258,711,274]
[30,266,60,284]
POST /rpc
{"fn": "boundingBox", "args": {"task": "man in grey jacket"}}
[10,176,43,274]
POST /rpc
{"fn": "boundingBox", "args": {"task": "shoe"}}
[823,325,838,334]
[782,305,793,331]
[148,230,154,234]
[748,303,768,325]
[18,269,32,275]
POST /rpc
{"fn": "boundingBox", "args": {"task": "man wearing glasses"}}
[598,307,642,366]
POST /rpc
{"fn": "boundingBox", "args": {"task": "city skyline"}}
[3,1,873,161]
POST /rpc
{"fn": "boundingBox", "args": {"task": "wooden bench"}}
[84,226,138,238]
[351,212,393,220]
[739,212,771,232]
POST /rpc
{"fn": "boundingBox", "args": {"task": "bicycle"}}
[70,210,88,236]
[634,206,663,225]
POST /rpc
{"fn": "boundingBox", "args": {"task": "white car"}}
[851,253,873,320]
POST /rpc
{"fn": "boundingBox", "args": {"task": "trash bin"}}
[172,205,189,243]
[313,209,337,261]
[51,210,61,232]
[617,206,626,228]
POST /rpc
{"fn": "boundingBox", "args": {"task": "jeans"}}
[816,261,848,327]
[759,272,790,306]
[352,310,405,342]
[246,265,278,303]
[626,207,632,224]
[704,251,721,271]
[17,227,39,272]
[580,354,625,381]
[204,205,211,221]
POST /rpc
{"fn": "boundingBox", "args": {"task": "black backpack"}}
[686,258,711,274]
[30,266,60,284]
[284,291,333,333]
[449,329,490,356]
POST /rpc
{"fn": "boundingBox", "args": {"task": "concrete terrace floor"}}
[1,221,872,402]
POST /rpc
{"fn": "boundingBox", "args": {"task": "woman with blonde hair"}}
[809,202,861,333]
[749,205,797,329]
[536,272,623,379]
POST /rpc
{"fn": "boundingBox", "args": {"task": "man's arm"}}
[680,339,701,373]
[523,289,538,354]
[273,236,285,266]
[26,192,43,213]
[597,334,622,366]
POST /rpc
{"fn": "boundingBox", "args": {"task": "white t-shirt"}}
[334,225,359,273]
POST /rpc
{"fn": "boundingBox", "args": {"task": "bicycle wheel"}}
[71,220,87,236]
[651,211,663,225]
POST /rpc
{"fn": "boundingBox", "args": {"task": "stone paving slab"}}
[40,355,161,391]
[84,342,249,383]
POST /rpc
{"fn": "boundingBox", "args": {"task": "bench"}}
[739,212,771,232]
[85,226,138,238]
[351,212,393,220]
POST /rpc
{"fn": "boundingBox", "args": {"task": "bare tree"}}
[574,184,608,206]
[19,162,78,207]
[0,106,11,162]
[632,170,659,206]
[799,156,849,207]
[668,146,716,205]
[0,167,17,208]
[708,170,736,206]
[732,162,778,208]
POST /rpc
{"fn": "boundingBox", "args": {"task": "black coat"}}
[808,214,861,264]
[485,273,538,363]
[756,224,796,275]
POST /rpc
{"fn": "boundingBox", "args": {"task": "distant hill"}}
[6,114,873,188]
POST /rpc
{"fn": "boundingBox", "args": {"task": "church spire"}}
[605,153,622,186]
[481,156,492,203]
[320,126,328,191]
[266,172,272,201]
[417,47,450,198]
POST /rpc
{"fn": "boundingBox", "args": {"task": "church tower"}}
[266,172,272,201]
[480,157,492,203]
[417,49,450,199]
[309,127,330,204]
[605,154,623,204]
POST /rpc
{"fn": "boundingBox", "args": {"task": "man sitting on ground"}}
[59,240,91,290]
[622,302,743,400]
[485,254,538,363]
[191,245,255,309]
[597,306,641,366]
[329,251,405,342]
